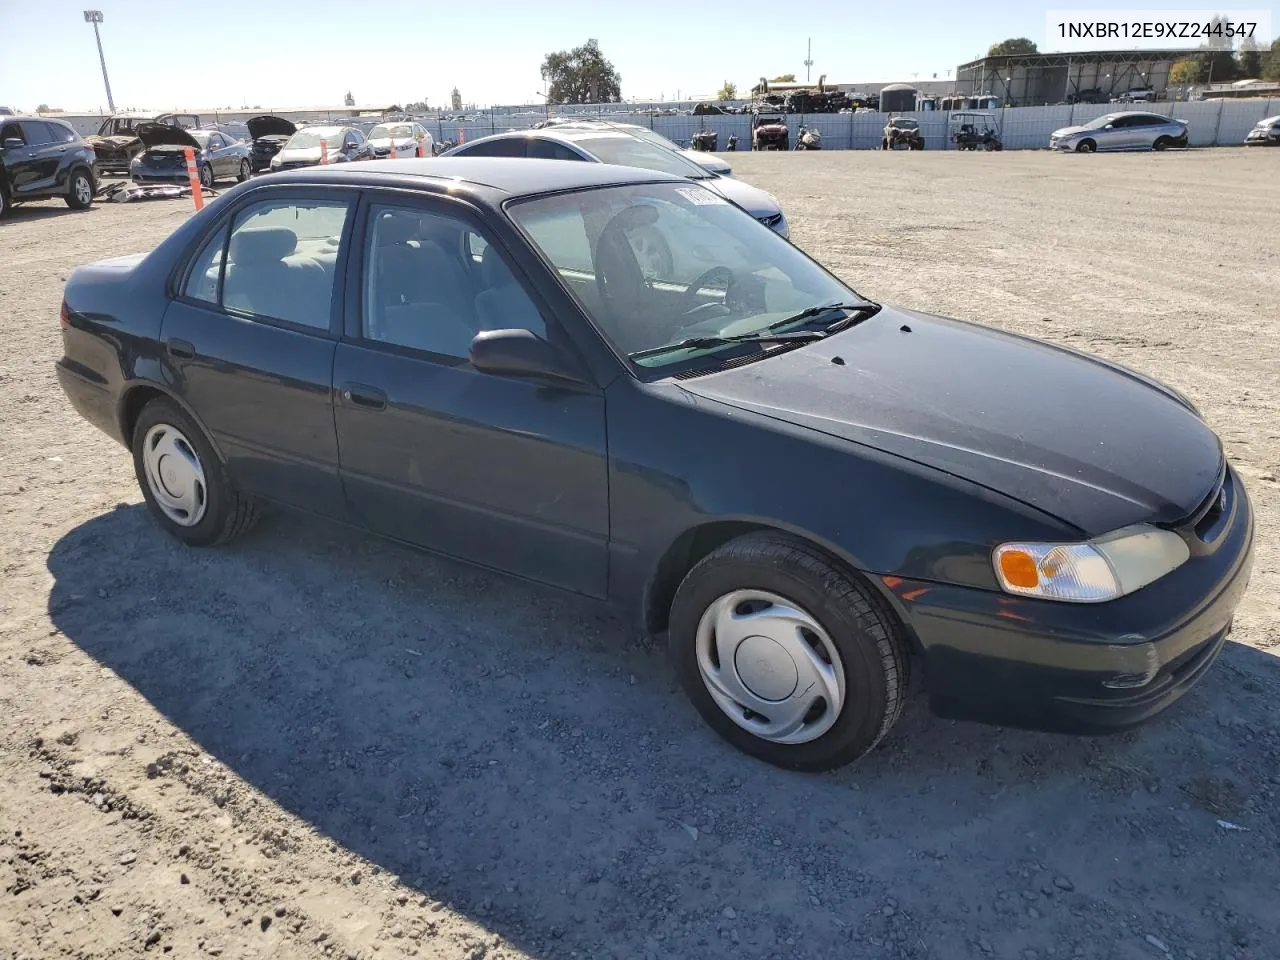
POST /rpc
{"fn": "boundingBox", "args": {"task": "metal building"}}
[955,49,1191,105]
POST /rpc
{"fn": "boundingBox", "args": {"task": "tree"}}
[1265,39,1280,81]
[1238,38,1262,78]
[35,103,61,113]
[987,37,1038,56]
[343,91,355,107]
[1170,58,1204,84]
[540,40,622,104]
[770,73,796,83]
[717,81,737,101]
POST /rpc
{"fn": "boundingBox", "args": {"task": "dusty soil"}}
[1,150,1277,960]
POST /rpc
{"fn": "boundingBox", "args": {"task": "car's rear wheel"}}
[199,163,214,188]
[669,532,910,771]
[131,397,258,547]
[0,184,8,219]
[1152,136,1171,151]
[237,158,251,181]
[65,169,94,210]
[1075,139,1096,153]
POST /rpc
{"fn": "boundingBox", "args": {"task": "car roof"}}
[8,115,72,124]
[268,156,681,197]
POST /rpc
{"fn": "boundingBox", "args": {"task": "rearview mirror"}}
[469,329,583,383]
[2,138,24,149]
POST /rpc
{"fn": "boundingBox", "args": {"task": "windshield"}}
[190,132,212,148]
[891,119,919,129]
[286,128,343,149]
[573,135,714,179]
[508,182,868,371]
[370,123,413,139]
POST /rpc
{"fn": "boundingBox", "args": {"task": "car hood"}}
[1051,125,1090,138]
[683,149,732,175]
[275,146,324,162]
[136,123,201,149]
[701,176,780,219]
[676,306,1222,535]
[247,115,297,139]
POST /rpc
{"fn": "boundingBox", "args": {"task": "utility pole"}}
[83,10,115,113]
[804,38,814,83]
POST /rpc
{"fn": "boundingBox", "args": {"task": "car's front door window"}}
[362,204,548,358]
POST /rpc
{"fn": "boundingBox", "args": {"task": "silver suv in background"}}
[1049,112,1189,152]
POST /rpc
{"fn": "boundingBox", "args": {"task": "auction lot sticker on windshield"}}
[676,187,727,206]
[1045,9,1270,52]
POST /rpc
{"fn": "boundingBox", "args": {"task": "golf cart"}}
[882,115,923,150]
[949,111,1003,151]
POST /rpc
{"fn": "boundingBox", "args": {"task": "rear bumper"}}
[881,467,1254,734]
[56,358,124,446]
[132,169,191,182]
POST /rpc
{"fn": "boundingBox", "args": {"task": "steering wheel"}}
[679,266,736,317]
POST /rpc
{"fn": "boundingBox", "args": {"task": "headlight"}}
[993,524,1190,603]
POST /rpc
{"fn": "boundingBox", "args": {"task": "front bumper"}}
[1244,132,1280,145]
[880,465,1254,734]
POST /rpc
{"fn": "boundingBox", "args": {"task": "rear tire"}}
[199,163,214,188]
[131,397,258,547]
[65,169,94,210]
[1075,139,1096,153]
[1152,136,1171,151]
[669,532,911,771]
[0,184,8,219]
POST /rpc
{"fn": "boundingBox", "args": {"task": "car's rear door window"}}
[456,138,527,158]
[182,199,351,331]
[529,139,584,161]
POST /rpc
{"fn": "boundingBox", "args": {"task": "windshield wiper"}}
[630,330,823,360]
[766,301,881,332]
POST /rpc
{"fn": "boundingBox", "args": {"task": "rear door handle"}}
[165,338,196,360]
[341,382,387,410]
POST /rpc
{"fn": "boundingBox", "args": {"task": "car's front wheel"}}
[1075,139,1096,153]
[669,532,910,771]
[237,158,252,181]
[65,169,94,209]
[131,397,258,546]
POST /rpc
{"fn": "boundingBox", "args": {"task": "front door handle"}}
[165,338,196,360]
[341,382,387,410]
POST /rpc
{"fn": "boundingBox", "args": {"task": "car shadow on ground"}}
[46,503,1280,960]
[3,204,99,222]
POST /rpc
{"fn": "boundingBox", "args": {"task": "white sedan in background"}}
[367,121,434,159]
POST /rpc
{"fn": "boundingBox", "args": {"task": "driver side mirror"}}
[469,329,583,384]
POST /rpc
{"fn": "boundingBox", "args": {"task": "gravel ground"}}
[1,150,1277,960]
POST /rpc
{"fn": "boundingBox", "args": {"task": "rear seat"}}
[223,227,331,327]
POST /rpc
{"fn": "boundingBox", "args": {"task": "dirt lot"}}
[1,150,1277,960]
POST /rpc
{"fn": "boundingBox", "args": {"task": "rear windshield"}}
[287,129,343,148]
[370,124,413,139]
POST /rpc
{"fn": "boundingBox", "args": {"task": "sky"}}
[1,1,1276,112]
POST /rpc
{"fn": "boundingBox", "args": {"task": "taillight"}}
[59,300,71,329]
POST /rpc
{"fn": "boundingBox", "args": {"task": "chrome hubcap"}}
[142,424,207,526]
[695,590,846,744]
[75,177,91,204]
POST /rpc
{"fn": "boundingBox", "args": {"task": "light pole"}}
[534,91,550,118]
[83,10,115,113]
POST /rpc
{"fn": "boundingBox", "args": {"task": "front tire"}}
[1075,138,1096,153]
[669,532,910,771]
[131,398,258,547]
[65,169,94,209]
[237,158,251,181]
